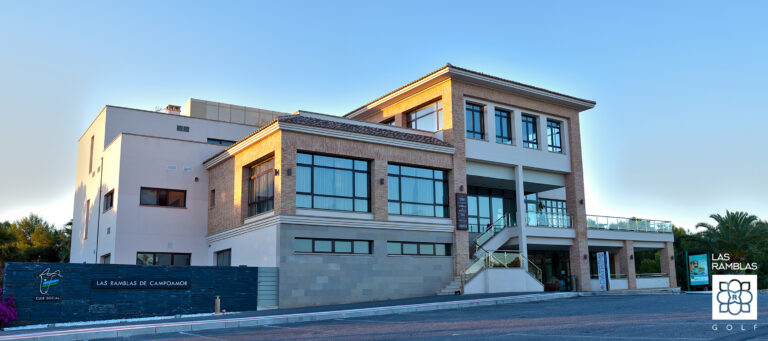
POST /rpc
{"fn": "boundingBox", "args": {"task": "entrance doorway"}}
[528,250,573,291]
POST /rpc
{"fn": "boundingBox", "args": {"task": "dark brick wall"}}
[2,262,276,326]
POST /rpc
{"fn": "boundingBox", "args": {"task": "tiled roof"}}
[278,115,452,147]
[203,114,452,165]
[345,63,595,117]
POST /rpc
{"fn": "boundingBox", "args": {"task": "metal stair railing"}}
[470,213,515,259]
[462,250,543,286]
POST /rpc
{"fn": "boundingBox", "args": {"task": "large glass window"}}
[465,103,485,139]
[140,187,186,208]
[215,249,231,266]
[406,101,442,132]
[495,109,512,144]
[136,252,191,266]
[521,114,538,149]
[387,241,451,256]
[296,153,369,212]
[293,238,372,254]
[467,186,515,232]
[547,120,563,153]
[388,164,448,217]
[248,159,275,216]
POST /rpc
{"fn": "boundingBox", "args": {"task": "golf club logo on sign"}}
[712,275,757,320]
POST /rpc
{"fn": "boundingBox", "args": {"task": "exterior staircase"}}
[436,213,545,295]
[436,276,463,295]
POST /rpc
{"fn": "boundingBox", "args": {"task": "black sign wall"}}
[456,193,468,230]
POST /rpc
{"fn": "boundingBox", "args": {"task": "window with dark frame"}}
[89,135,94,173]
[521,114,538,149]
[136,252,191,265]
[387,164,448,218]
[386,241,451,256]
[248,159,275,216]
[215,249,231,266]
[467,186,515,233]
[140,187,186,207]
[100,253,111,264]
[406,101,442,132]
[176,125,190,132]
[296,152,370,212]
[84,199,90,240]
[381,118,395,126]
[547,120,563,153]
[207,138,236,146]
[465,103,485,139]
[103,190,114,212]
[495,109,512,144]
[293,238,372,254]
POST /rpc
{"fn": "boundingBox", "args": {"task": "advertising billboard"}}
[688,253,710,286]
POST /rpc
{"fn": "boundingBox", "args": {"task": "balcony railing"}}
[526,212,572,228]
[587,215,672,233]
[468,214,516,233]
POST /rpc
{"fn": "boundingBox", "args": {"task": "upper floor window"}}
[103,190,114,212]
[381,118,395,126]
[406,101,442,132]
[176,125,190,132]
[140,187,186,208]
[207,138,236,146]
[89,135,94,173]
[547,120,563,153]
[495,109,512,144]
[248,159,275,216]
[521,114,538,149]
[465,103,485,139]
[388,164,448,217]
[296,153,369,212]
[215,249,231,266]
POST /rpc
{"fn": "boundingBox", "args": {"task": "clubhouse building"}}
[70,64,677,307]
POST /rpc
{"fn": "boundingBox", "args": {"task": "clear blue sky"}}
[1,1,766,230]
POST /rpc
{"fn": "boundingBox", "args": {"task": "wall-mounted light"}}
[460,185,464,191]
[630,255,634,260]
[583,254,588,260]
[579,199,584,205]
[274,169,280,176]
[379,178,385,185]
[670,255,674,260]
[286,168,292,176]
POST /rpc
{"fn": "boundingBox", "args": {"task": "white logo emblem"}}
[712,275,757,320]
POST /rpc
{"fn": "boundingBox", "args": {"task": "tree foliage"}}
[0,214,71,268]
[675,211,768,289]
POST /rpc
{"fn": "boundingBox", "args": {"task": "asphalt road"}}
[102,293,768,341]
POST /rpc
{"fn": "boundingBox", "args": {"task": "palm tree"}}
[696,211,768,267]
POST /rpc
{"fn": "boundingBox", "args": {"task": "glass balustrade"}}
[586,215,672,233]
[526,211,572,228]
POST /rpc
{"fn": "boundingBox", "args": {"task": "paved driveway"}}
[105,293,768,341]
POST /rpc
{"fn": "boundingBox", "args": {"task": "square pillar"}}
[514,165,528,269]
[612,252,621,278]
[619,240,636,289]
[659,242,677,288]
[564,117,590,291]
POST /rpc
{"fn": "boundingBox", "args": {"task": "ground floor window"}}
[293,238,372,254]
[100,253,111,264]
[136,252,191,265]
[215,249,231,266]
[387,241,451,256]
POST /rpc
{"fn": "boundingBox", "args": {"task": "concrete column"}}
[564,116,590,291]
[486,104,496,143]
[538,114,549,151]
[619,240,637,289]
[514,165,528,270]
[659,242,678,288]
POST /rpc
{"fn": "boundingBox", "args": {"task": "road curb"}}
[1,292,578,341]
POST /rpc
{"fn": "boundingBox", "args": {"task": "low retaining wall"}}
[2,262,278,326]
